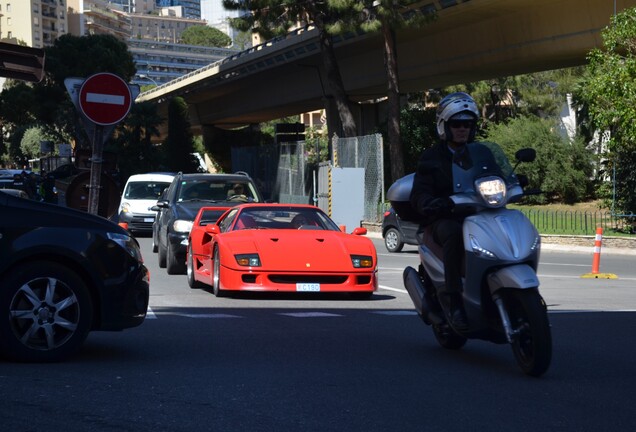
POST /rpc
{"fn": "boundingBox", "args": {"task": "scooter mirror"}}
[515,148,536,163]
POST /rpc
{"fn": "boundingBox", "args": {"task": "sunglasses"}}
[448,120,475,129]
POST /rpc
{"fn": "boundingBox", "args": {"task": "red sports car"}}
[186,204,378,298]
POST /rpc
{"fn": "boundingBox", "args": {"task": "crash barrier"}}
[581,227,618,279]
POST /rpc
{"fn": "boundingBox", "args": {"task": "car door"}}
[156,180,177,249]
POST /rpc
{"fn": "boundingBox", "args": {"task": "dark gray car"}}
[152,172,264,274]
[381,206,420,252]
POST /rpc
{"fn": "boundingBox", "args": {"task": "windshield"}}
[452,141,518,194]
[226,206,340,231]
[124,181,171,200]
[177,179,260,202]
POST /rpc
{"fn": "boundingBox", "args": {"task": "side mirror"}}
[205,224,220,235]
[352,227,367,236]
[515,148,536,163]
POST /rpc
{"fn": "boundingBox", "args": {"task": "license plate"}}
[296,283,320,292]
[144,218,154,222]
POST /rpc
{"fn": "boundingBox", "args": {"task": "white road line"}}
[86,92,125,105]
[174,313,242,319]
[279,312,343,318]
[146,306,157,319]
[379,285,407,294]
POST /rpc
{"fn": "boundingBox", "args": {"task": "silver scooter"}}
[388,142,551,376]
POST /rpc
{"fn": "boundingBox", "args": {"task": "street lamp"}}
[138,74,159,87]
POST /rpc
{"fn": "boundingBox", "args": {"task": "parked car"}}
[381,206,419,252]
[152,172,264,275]
[118,172,175,234]
[47,163,80,179]
[186,203,377,298]
[0,193,149,362]
[0,188,30,199]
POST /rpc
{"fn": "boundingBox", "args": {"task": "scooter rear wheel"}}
[503,289,552,377]
[432,324,467,350]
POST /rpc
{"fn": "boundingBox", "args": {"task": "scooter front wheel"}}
[432,324,467,350]
[502,289,552,377]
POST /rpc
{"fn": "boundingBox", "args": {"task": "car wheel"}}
[384,227,404,253]
[212,247,226,297]
[152,236,158,253]
[0,261,93,362]
[158,240,167,268]
[167,242,185,275]
[187,248,206,289]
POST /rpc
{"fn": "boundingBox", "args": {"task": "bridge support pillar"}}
[201,125,232,172]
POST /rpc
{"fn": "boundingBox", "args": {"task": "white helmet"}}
[436,92,479,141]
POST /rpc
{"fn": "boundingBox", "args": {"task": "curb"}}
[363,228,636,256]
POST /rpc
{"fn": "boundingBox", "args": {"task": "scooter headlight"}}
[475,176,506,207]
[469,234,497,259]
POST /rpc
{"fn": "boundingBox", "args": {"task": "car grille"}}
[267,275,349,284]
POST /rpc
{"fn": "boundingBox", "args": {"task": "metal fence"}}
[231,134,384,221]
[518,209,635,235]
[332,133,384,222]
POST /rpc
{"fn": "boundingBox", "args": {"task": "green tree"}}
[39,34,136,150]
[575,7,636,214]
[112,101,164,180]
[334,0,435,182]
[223,0,359,137]
[484,116,594,204]
[20,127,56,160]
[164,97,202,173]
[0,80,38,162]
[181,26,232,47]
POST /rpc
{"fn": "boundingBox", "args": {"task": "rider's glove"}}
[430,197,454,211]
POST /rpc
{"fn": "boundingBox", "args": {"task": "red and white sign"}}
[79,72,132,126]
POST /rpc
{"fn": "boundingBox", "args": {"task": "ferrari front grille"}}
[267,275,348,284]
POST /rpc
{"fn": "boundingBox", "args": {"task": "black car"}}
[0,193,149,362]
[152,172,264,275]
[381,206,420,252]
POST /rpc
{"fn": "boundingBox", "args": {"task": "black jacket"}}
[409,142,456,226]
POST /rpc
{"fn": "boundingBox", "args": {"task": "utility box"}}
[329,167,365,232]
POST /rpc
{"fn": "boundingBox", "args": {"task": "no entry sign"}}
[79,72,132,126]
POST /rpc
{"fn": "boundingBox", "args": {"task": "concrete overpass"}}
[137,0,636,136]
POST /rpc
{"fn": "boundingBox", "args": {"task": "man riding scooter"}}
[410,92,500,332]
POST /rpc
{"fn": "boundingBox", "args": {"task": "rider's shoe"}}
[439,293,469,332]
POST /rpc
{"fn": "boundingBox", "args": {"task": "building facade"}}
[155,0,200,19]
[0,0,68,48]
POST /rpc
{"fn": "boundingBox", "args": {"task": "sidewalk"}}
[364,229,636,256]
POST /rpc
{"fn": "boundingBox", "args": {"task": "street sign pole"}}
[65,73,139,215]
[87,125,104,215]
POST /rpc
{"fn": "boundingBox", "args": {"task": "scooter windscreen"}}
[452,142,523,206]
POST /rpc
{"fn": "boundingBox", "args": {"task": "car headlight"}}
[475,176,506,207]
[173,219,193,233]
[108,232,143,262]
[120,202,131,213]
[235,254,261,267]
[351,255,373,268]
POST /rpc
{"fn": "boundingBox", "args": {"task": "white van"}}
[118,173,175,234]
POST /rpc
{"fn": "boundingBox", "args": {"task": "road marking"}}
[379,285,407,293]
[278,312,343,318]
[373,310,418,316]
[174,313,243,318]
[146,306,157,319]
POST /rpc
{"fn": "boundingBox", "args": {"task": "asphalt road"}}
[1,236,635,431]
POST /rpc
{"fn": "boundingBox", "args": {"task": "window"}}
[6,4,10,12]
